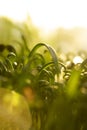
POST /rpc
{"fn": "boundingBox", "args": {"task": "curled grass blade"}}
[38,61,54,75]
[28,43,59,74]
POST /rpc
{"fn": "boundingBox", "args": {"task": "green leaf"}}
[66,68,81,98]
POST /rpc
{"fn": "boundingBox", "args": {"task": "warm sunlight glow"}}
[73,56,83,64]
[0,0,87,33]
[0,0,27,21]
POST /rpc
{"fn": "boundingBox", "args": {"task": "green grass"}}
[0,41,87,130]
[0,18,87,129]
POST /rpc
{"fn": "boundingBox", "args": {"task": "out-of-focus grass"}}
[0,17,87,130]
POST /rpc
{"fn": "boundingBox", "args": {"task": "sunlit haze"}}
[0,0,87,33]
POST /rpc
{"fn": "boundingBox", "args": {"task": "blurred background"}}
[0,0,87,53]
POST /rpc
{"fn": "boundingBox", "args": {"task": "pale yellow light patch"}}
[73,56,83,64]
[0,0,87,34]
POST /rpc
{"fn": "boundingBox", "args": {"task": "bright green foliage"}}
[66,68,81,98]
[0,18,87,130]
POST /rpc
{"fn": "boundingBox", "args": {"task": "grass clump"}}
[0,18,87,130]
